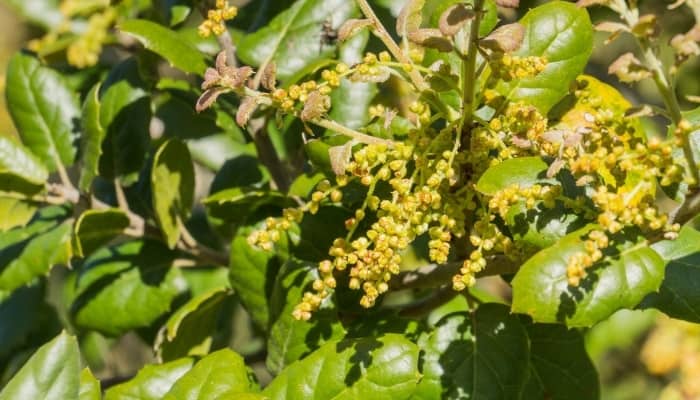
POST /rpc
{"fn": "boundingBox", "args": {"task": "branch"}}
[355,0,429,91]
[312,118,394,146]
[390,255,519,291]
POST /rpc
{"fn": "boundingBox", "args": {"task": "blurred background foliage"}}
[1,0,699,398]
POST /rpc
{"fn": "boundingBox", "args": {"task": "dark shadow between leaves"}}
[436,312,474,398]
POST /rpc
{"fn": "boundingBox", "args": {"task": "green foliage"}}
[512,226,665,327]
[0,332,80,400]
[5,52,79,172]
[3,0,700,398]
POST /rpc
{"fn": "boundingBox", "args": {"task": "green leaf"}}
[155,287,232,362]
[71,240,186,336]
[522,324,599,400]
[329,31,376,130]
[104,358,195,400]
[0,171,45,197]
[79,368,101,400]
[237,0,358,82]
[0,136,48,183]
[475,156,550,195]
[78,84,105,191]
[0,332,80,400]
[266,259,346,375]
[119,19,208,75]
[204,188,290,228]
[73,208,130,258]
[0,221,72,292]
[640,226,700,322]
[511,226,665,327]
[411,304,530,400]
[0,282,57,361]
[164,349,259,399]
[498,1,594,113]
[505,202,585,249]
[152,139,195,249]
[229,223,289,328]
[293,206,352,261]
[5,52,79,172]
[0,198,36,232]
[98,58,152,182]
[262,334,420,400]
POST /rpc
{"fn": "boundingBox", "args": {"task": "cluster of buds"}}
[198,0,238,37]
[489,54,548,82]
[246,208,303,251]
[488,184,561,219]
[291,135,469,318]
[66,8,116,68]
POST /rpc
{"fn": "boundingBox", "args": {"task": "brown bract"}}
[338,18,373,42]
[480,23,525,53]
[197,51,254,112]
[438,4,474,37]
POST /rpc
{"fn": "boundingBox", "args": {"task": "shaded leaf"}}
[641,226,700,322]
[98,58,152,182]
[155,287,232,362]
[71,240,186,336]
[266,259,346,375]
[73,208,129,258]
[78,84,105,191]
[229,223,290,328]
[0,282,58,361]
[152,139,195,249]
[411,304,529,400]
[522,324,599,400]
[0,221,72,293]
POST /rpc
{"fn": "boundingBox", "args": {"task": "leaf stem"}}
[355,0,428,91]
[312,118,394,146]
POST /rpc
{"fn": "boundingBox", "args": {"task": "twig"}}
[312,118,394,146]
[390,255,519,291]
[217,30,237,68]
[355,0,429,91]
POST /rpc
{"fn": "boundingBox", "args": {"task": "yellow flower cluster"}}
[198,0,238,37]
[289,135,468,319]
[489,54,548,82]
[642,317,700,399]
[66,8,116,68]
